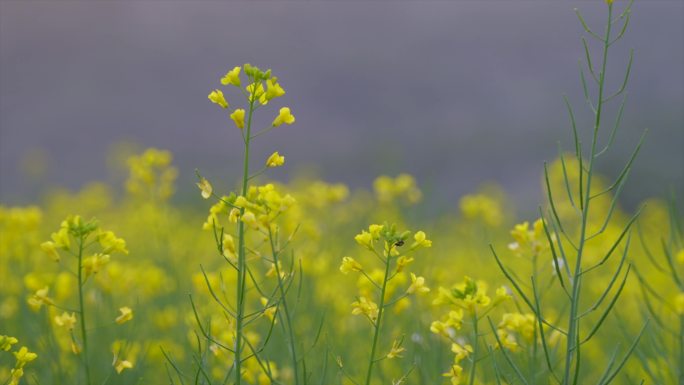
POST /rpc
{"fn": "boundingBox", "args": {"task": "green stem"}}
[235,82,257,385]
[76,235,91,385]
[364,251,392,385]
[563,5,613,385]
[679,316,683,384]
[268,228,300,384]
[468,311,479,385]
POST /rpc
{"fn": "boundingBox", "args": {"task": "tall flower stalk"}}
[340,223,432,384]
[491,1,647,383]
[37,215,130,384]
[197,64,298,384]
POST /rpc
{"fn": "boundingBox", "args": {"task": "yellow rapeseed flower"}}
[9,368,24,385]
[230,108,245,129]
[54,312,77,330]
[351,296,379,322]
[411,231,432,249]
[451,343,473,363]
[13,346,37,367]
[407,273,430,294]
[196,177,213,199]
[355,231,373,250]
[229,208,241,223]
[0,335,18,351]
[368,224,384,239]
[386,340,405,359]
[508,219,549,256]
[395,256,414,272]
[265,78,285,100]
[443,364,463,385]
[496,329,519,352]
[340,256,363,274]
[222,234,237,263]
[272,107,295,127]
[114,358,134,374]
[246,82,267,105]
[221,66,242,87]
[115,307,134,324]
[51,227,71,250]
[430,321,449,338]
[266,152,285,168]
[97,231,128,255]
[208,89,228,108]
[446,310,464,328]
[83,253,110,277]
[27,286,54,311]
[260,297,277,322]
[494,286,511,303]
[241,211,259,228]
[40,241,60,262]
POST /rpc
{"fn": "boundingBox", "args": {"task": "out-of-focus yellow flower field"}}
[1,2,682,384]
[1,148,680,384]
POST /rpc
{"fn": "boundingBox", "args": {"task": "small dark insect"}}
[394,240,405,247]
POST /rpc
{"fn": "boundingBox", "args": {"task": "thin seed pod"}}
[595,95,627,157]
[538,209,570,296]
[597,321,649,385]
[579,265,631,344]
[487,317,529,385]
[603,50,633,102]
[578,234,630,319]
[531,277,562,383]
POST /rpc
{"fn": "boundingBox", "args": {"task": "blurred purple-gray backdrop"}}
[1,1,682,213]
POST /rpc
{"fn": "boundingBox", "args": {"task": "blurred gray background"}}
[1,1,682,214]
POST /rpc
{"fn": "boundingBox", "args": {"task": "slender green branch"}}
[564,5,614,384]
[234,74,258,385]
[468,311,479,385]
[364,245,392,385]
[267,226,301,384]
[488,317,529,385]
[76,234,92,385]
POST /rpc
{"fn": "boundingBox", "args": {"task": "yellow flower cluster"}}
[2,17,673,381]
[373,174,422,204]
[0,206,42,259]
[507,219,551,256]
[341,222,432,382]
[208,64,295,129]
[235,184,296,230]
[39,216,128,273]
[29,214,134,378]
[125,148,178,201]
[432,276,510,384]
[351,296,379,322]
[459,192,504,227]
[202,183,296,232]
[433,277,507,312]
[496,312,536,352]
[111,340,138,374]
[1,337,37,385]
[266,151,285,168]
[442,342,473,385]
